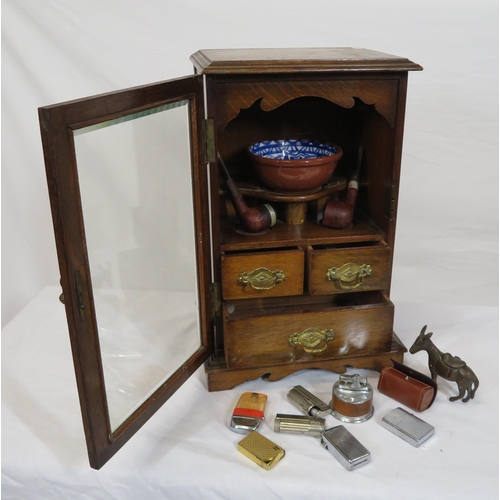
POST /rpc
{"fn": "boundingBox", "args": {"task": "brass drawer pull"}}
[289,328,334,353]
[238,267,285,291]
[326,262,372,290]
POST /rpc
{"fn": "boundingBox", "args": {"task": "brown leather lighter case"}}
[378,360,437,412]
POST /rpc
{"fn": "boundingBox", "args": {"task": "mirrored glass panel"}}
[73,101,201,431]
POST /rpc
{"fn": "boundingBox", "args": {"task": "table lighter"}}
[331,373,374,423]
[381,407,435,447]
[321,425,371,471]
[230,392,267,433]
[287,385,332,417]
[237,431,285,471]
[274,413,325,436]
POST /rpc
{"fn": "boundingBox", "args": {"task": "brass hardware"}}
[59,293,65,304]
[210,282,221,320]
[75,271,86,321]
[238,267,285,290]
[387,183,397,221]
[204,118,216,163]
[326,262,372,290]
[289,328,334,353]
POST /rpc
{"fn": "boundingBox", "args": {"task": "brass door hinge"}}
[210,282,221,320]
[386,183,397,221]
[203,118,216,163]
[59,273,87,321]
[75,271,86,321]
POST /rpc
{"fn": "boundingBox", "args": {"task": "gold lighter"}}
[237,431,285,471]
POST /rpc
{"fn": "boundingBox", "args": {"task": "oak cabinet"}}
[39,48,421,468]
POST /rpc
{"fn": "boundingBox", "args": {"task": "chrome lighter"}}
[321,425,371,471]
[237,431,285,471]
[331,373,374,423]
[381,407,435,447]
[274,413,325,437]
[230,392,267,434]
[287,385,332,417]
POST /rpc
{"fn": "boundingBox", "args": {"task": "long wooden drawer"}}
[221,248,304,300]
[223,292,394,369]
[308,242,391,295]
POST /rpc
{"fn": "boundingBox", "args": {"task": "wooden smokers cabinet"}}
[39,48,421,468]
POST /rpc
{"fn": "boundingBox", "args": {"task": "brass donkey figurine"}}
[409,325,479,403]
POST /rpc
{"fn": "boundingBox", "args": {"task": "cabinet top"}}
[190,48,422,74]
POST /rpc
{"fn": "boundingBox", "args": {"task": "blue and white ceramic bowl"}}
[249,139,339,161]
[248,139,343,193]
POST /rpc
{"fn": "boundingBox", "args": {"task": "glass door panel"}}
[73,101,201,431]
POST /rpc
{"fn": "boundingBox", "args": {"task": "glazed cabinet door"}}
[39,75,213,469]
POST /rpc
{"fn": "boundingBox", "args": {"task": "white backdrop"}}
[2,0,498,324]
[2,1,498,498]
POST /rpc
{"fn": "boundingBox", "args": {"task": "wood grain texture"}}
[191,48,423,74]
[206,332,406,392]
[308,243,391,295]
[215,79,399,131]
[221,248,304,300]
[223,296,394,369]
[220,219,384,252]
[38,48,421,467]
[39,75,213,469]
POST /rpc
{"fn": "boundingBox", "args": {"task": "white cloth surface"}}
[2,0,498,325]
[2,286,498,499]
[2,0,498,498]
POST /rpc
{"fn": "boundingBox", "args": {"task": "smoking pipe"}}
[217,152,276,233]
[321,146,363,229]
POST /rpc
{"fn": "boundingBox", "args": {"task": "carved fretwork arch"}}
[216,79,398,131]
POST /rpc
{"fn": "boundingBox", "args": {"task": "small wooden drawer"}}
[308,242,391,295]
[221,248,304,300]
[223,292,394,369]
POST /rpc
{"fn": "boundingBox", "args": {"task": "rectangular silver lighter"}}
[381,407,435,447]
[274,413,325,436]
[287,385,332,417]
[321,426,371,471]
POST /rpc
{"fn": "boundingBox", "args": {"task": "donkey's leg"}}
[461,382,473,403]
[469,376,478,400]
[449,382,466,402]
[470,383,477,400]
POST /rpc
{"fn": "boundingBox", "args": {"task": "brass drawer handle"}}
[326,262,372,290]
[238,267,285,290]
[289,328,334,353]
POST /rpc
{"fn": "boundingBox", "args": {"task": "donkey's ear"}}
[425,332,433,339]
[419,325,427,336]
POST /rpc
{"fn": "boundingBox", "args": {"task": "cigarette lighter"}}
[274,413,325,436]
[331,373,374,423]
[237,431,285,471]
[230,392,267,433]
[321,425,371,471]
[287,385,332,417]
[381,407,435,447]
